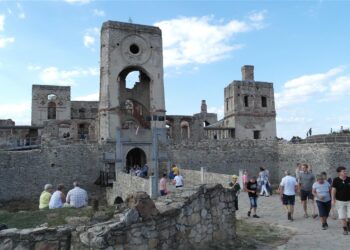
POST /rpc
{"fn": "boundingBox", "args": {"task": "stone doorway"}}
[126,148,147,172]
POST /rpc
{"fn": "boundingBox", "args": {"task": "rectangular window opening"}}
[261,96,267,107]
[253,130,261,139]
[244,96,249,107]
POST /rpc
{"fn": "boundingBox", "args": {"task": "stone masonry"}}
[0,184,237,250]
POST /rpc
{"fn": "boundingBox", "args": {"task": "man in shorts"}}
[332,166,350,235]
[298,164,317,218]
[280,170,298,221]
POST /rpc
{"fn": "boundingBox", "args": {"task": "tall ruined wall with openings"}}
[0,142,115,202]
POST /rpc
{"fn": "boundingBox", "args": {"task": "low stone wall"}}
[0,226,71,250]
[106,171,150,204]
[74,184,236,250]
[0,184,236,250]
[181,169,232,187]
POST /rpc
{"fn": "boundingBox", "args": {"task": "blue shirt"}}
[312,181,331,202]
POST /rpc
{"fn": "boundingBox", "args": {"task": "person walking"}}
[332,166,350,235]
[298,164,317,218]
[258,167,269,197]
[173,173,184,188]
[279,170,298,221]
[159,173,168,196]
[312,174,332,230]
[245,176,260,218]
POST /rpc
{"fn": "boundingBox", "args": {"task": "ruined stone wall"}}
[106,171,150,204]
[278,142,350,179]
[169,140,350,183]
[0,184,236,250]
[0,142,114,202]
[168,139,279,183]
[0,227,71,250]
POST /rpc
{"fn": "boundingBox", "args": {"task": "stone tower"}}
[31,85,71,126]
[224,65,276,140]
[98,21,167,173]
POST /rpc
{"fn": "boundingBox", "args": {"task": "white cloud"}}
[248,10,267,22]
[36,66,98,85]
[16,3,26,19]
[208,105,224,119]
[83,35,95,48]
[83,27,99,49]
[155,13,266,68]
[73,92,99,101]
[93,9,105,17]
[329,76,350,97]
[64,0,92,4]
[0,102,31,125]
[0,15,5,31]
[275,66,345,109]
[0,36,15,48]
[27,64,41,71]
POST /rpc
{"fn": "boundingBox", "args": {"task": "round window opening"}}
[129,44,140,54]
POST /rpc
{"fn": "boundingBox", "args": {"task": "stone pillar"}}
[115,128,123,172]
[149,175,158,199]
[201,100,207,113]
[151,128,160,197]
[241,65,254,81]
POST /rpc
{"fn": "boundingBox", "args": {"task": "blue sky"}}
[1,0,350,139]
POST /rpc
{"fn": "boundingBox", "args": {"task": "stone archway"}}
[126,147,147,171]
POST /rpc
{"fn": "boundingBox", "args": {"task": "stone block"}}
[34,241,59,250]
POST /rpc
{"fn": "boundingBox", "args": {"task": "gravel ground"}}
[237,192,350,250]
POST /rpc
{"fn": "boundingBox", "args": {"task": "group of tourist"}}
[128,164,149,178]
[159,164,184,196]
[239,163,350,235]
[39,181,88,210]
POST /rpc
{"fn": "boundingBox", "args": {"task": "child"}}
[229,175,241,210]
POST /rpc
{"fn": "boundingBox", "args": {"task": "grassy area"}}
[235,219,292,249]
[0,206,115,229]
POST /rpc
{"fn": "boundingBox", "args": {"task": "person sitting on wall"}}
[141,164,148,178]
[49,184,66,209]
[39,184,53,210]
[65,181,88,208]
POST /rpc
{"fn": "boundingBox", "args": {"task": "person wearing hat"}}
[229,175,241,210]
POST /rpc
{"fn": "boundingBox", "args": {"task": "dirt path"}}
[237,193,350,250]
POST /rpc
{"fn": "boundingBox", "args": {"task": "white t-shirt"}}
[280,175,297,195]
[174,175,184,187]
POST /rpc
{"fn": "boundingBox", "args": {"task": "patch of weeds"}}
[0,206,115,229]
[236,219,291,248]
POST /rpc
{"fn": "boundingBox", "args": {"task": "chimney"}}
[241,65,254,81]
[201,100,207,113]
